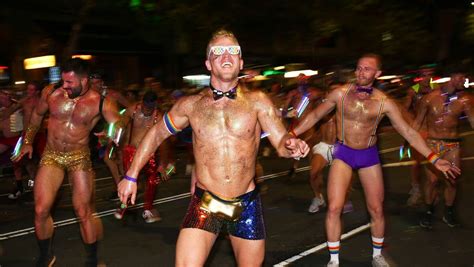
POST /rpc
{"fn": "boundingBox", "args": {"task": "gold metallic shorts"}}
[39,146,93,173]
[427,138,460,157]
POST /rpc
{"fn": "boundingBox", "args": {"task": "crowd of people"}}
[0,29,472,267]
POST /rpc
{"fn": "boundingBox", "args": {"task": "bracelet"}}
[124,175,137,183]
[24,125,40,145]
[427,152,440,165]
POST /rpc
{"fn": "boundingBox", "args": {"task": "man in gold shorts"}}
[13,58,120,267]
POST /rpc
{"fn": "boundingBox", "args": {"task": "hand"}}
[434,159,461,183]
[11,144,33,162]
[118,178,137,206]
[285,138,310,159]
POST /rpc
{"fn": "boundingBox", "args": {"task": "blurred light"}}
[250,75,269,81]
[15,81,26,85]
[24,55,56,70]
[72,55,92,60]
[273,66,285,70]
[472,1,474,6]
[49,67,61,83]
[431,77,451,84]
[0,66,8,70]
[263,70,284,76]
[284,70,318,78]
[377,75,399,80]
[465,78,471,88]
[183,75,210,81]
[325,72,335,76]
[391,78,401,83]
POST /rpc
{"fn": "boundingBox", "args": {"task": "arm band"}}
[124,175,137,183]
[163,112,181,135]
[24,125,39,145]
[427,152,440,165]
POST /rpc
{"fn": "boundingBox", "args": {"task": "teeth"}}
[222,62,233,67]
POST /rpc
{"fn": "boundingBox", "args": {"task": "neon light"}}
[71,55,92,60]
[119,109,126,115]
[108,146,115,159]
[24,55,56,70]
[107,122,115,138]
[14,81,25,85]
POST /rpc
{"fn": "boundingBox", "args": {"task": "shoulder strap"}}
[340,84,352,143]
[367,97,386,147]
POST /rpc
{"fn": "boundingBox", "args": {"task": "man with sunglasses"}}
[118,29,309,266]
[293,54,460,267]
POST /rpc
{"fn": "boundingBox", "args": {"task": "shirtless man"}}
[118,29,309,266]
[13,58,120,267]
[403,69,436,206]
[114,90,163,223]
[294,54,459,267]
[414,68,474,229]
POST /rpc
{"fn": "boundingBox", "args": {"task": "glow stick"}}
[296,95,310,118]
[107,122,115,138]
[12,136,23,158]
[260,132,270,139]
[108,146,115,159]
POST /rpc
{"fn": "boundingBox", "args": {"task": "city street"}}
[1,127,473,267]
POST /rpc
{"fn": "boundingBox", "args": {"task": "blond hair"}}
[206,29,239,58]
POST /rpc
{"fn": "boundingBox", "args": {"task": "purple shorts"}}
[333,142,380,169]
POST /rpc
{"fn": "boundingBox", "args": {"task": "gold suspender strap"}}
[23,125,40,145]
[367,97,386,147]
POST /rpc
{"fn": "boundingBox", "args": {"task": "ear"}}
[205,60,212,71]
[81,77,89,87]
[239,59,244,71]
[375,70,382,79]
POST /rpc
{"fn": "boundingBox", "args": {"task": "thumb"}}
[131,191,136,205]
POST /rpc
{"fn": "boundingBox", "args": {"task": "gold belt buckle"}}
[199,191,243,221]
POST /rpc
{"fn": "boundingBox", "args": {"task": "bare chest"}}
[191,101,258,139]
[429,96,464,117]
[48,95,99,125]
[340,95,384,125]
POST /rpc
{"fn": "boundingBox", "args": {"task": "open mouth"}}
[222,62,233,68]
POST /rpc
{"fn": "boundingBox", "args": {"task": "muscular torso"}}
[423,90,468,139]
[188,88,263,198]
[46,88,102,152]
[336,85,386,149]
[128,105,161,148]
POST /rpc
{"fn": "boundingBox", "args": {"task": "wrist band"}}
[124,175,137,183]
[427,152,440,165]
[24,125,39,145]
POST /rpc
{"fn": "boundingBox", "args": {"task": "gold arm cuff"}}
[24,125,40,145]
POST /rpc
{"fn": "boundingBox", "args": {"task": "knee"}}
[327,203,343,217]
[367,204,384,219]
[74,203,93,222]
[35,204,51,220]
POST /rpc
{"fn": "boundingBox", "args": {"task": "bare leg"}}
[230,235,265,267]
[326,160,353,242]
[358,164,385,238]
[70,170,98,243]
[309,154,327,198]
[176,228,218,267]
[34,166,65,239]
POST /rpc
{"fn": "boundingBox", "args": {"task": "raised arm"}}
[256,91,309,158]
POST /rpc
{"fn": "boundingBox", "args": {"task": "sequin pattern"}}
[122,145,163,184]
[39,146,93,173]
[181,187,266,240]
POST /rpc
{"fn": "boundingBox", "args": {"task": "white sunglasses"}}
[208,46,241,58]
